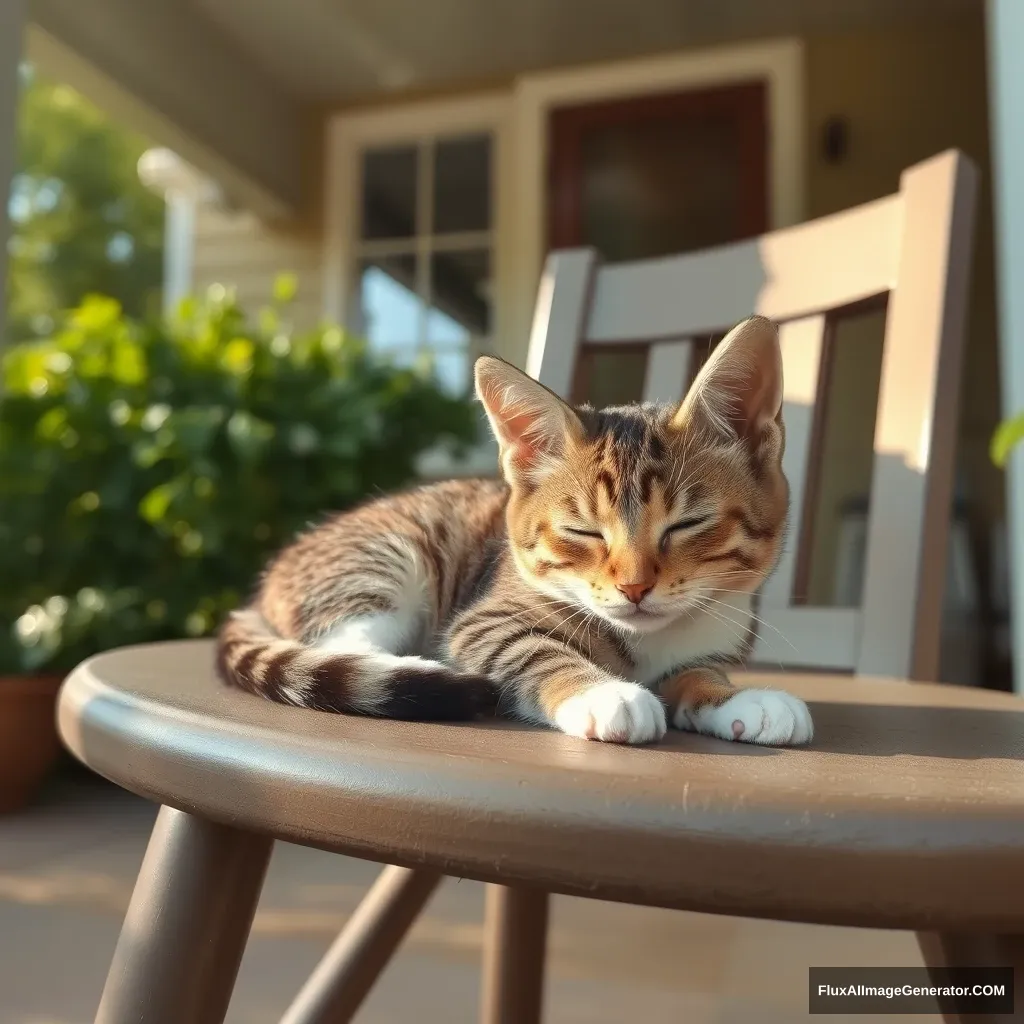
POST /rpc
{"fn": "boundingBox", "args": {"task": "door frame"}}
[510,38,805,345]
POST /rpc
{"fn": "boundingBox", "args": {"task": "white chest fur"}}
[629,591,754,685]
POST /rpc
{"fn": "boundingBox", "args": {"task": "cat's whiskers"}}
[565,604,598,657]
[696,569,755,583]
[488,602,593,716]
[698,592,797,656]
[504,599,586,637]
[690,598,751,653]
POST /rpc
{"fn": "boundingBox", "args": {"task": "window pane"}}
[427,348,471,396]
[355,255,421,352]
[433,135,491,234]
[361,146,417,240]
[427,249,491,344]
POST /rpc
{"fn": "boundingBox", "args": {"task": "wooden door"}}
[548,82,769,406]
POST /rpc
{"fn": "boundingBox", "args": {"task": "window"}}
[350,133,494,396]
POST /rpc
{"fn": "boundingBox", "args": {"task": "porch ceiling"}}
[193,0,974,101]
[28,0,308,220]
[25,0,974,219]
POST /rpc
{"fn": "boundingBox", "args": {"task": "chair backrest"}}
[525,150,978,681]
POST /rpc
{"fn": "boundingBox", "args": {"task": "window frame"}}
[324,93,513,378]
[354,138,494,394]
[324,95,512,477]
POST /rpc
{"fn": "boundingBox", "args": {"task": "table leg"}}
[479,884,549,1024]
[95,805,272,1024]
[280,865,442,1023]
[918,931,1024,1024]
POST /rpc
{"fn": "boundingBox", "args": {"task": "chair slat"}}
[584,194,901,344]
[751,608,860,671]
[526,249,596,399]
[858,152,978,680]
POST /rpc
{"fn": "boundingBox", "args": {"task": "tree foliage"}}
[7,66,164,342]
[0,289,477,672]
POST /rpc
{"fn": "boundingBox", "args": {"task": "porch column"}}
[160,191,196,317]
[138,148,216,316]
[988,0,1024,693]
[0,0,27,340]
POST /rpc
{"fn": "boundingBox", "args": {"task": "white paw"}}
[555,681,667,745]
[676,688,813,746]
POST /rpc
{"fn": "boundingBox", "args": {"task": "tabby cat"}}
[216,315,813,746]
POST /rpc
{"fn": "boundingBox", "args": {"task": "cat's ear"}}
[672,316,783,445]
[475,356,582,484]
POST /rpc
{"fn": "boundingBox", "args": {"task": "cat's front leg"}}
[660,666,813,746]
[550,674,666,744]
[447,608,665,744]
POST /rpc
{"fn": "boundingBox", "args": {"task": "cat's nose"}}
[616,582,654,605]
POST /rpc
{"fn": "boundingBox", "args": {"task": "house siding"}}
[190,205,325,330]
[801,12,995,608]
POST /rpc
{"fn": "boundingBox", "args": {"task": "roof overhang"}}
[28,0,307,221]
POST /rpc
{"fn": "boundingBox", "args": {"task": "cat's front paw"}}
[555,681,667,745]
[675,688,813,746]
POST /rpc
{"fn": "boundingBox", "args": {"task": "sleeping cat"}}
[216,315,813,746]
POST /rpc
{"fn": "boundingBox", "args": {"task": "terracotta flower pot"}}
[0,674,64,813]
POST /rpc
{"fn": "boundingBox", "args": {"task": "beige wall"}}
[802,11,997,604]
[190,205,325,331]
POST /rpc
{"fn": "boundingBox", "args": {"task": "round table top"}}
[59,639,1024,932]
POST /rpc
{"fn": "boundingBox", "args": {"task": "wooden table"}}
[58,639,1024,1023]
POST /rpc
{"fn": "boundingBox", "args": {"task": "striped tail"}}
[215,610,498,720]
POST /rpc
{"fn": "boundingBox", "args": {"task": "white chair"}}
[525,148,978,682]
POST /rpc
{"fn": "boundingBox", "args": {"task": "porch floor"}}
[0,767,940,1024]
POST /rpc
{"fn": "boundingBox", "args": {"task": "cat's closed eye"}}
[565,527,603,539]
[665,515,711,534]
[659,516,711,552]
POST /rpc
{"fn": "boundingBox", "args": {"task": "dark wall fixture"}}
[822,116,849,164]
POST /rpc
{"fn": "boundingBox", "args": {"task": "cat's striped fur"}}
[217,316,813,746]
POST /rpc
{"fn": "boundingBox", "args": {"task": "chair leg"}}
[280,865,442,1024]
[479,884,549,1024]
[917,931,1024,1024]
[95,806,272,1024]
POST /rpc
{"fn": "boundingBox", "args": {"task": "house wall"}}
[189,205,325,330]
[802,12,996,606]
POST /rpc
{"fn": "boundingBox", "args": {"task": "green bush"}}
[0,283,478,673]
[992,412,1024,469]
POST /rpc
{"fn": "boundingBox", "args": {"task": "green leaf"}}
[139,477,184,524]
[226,410,275,461]
[220,337,254,376]
[991,413,1024,468]
[71,295,123,332]
[272,272,298,306]
[169,406,226,456]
